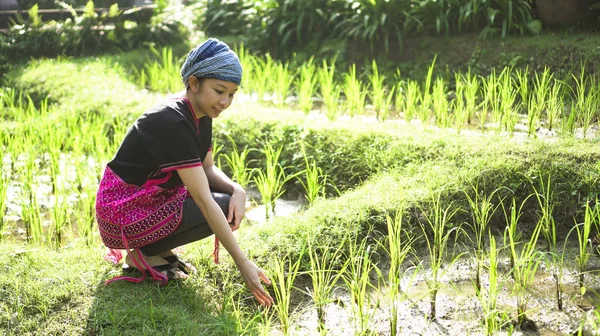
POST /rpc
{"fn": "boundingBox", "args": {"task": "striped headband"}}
[180,38,242,88]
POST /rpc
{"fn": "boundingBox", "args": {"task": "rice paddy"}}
[2,50,600,335]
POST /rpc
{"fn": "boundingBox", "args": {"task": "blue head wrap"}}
[180,38,242,88]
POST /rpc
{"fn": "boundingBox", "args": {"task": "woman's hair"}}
[180,38,242,89]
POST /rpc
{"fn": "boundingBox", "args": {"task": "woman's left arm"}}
[202,151,246,231]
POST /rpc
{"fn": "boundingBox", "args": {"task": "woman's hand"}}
[237,258,273,307]
[227,185,246,231]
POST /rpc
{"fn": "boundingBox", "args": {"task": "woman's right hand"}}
[237,258,274,307]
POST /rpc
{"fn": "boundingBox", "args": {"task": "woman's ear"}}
[189,76,201,92]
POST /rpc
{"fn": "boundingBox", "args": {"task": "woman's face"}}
[188,77,239,118]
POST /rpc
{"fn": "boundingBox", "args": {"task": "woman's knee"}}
[212,192,231,213]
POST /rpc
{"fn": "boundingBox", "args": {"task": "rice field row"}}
[138,46,600,138]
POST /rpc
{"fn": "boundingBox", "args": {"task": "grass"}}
[3,53,600,334]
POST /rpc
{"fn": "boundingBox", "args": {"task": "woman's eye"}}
[215,89,224,94]
[229,93,235,98]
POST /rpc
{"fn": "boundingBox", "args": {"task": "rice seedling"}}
[234,43,254,94]
[377,209,417,336]
[273,61,294,108]
[432,77,451,128]
[505,204,544,330]
[501,196,531,278]
[297,149,328,205]
[545,78,565,132]
[368,60,395,121]
[559,102,577,137]
[222,135,253,189]
[515,67,530,114]
[252,55,276,103]
[530,174,556,252]
[20,152,43,244]
[142,46,182,93]
[396,80,420,123]
[317,59,341,121]
[530,174,567,310]
[480,71,498,132]
[452,73,468,132]
[343,233,380,334]
[571,202,597,291]
[418,57,436,125]
[528,67,553,136]
[304,237,348,334]
[463,184,503,293]
[343,64,367,118]
[570,63,598,139]
[498,68,520,134]
[252,143,298,218]
[462,69,480,125]
[296,57,318,115]
[271,250,304,335]
[478,233,509,335]
[418,193,463,320]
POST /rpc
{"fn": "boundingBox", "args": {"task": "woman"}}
[95,38,273,307]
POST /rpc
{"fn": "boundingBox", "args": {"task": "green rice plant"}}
[530,174,556,252]
[418,57,436,125]
[368,60,395,121]
[297,148,328,205]
[252,143,298,218]
[273,61,294,108]
[530,174,568,311]
[463,69,480,125]
[559,102,577,137]
[480,71,498,132]
[222,135,253,189]
[343,64,367,118]
[528,67,553,136]
[501,196,531,278]
[498,68,520,134]
[343,234,380,334]
[377,209,417,336]
[579,76,599,139]
[571,202,597,291]
[270,250,304,335]
[304,238,348,334]
[252,55,276,103]
[477,233,509,335]
[432,77,451,128]
[504,201,543,330]
[234,43,254,94]
[20,153,43,244]
[545,79,565,132]
[515,66,530,113]
[296,57,318,115]
[143,46,182,93]
[396,80,420,123]
[317,59,341,121]
[419,193,463,320]
[452,73,468,132]
[463,184,503,293]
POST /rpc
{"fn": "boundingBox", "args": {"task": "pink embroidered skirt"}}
[96,167,187,249]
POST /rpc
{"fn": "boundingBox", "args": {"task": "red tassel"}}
[213,237,219,264]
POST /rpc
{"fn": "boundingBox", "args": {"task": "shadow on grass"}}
[84,268,256,335]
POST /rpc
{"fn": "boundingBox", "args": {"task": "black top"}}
[108,98,212,188]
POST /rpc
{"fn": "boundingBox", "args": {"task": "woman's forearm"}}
[204,164,242,194]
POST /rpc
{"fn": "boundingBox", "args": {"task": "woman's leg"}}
[140,192,231,256]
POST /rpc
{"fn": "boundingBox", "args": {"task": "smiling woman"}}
[95,38,273,307]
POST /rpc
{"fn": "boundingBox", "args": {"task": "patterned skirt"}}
[96,166,187,250]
